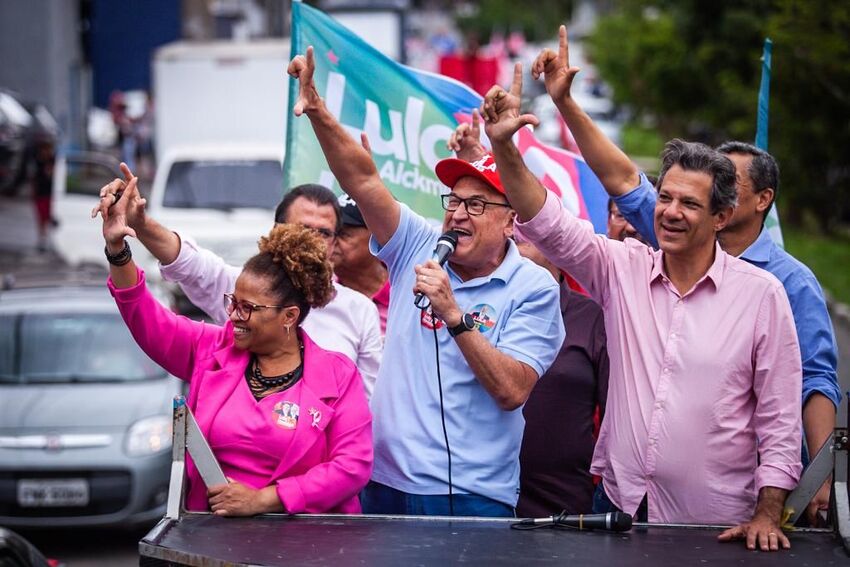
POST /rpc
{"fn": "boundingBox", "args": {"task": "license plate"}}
[17,479,89,507]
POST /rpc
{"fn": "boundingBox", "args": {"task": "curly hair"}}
[243,224,335,324]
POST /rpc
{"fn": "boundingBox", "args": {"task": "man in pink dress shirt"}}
[478,61,802,552]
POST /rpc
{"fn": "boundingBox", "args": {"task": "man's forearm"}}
[453,329,536,411]
[753,486,788,523]
[305,105,399,245]
[135,216,181,265]
[553,96,640,196]
[490,138,547,222]
[803,393,837,460]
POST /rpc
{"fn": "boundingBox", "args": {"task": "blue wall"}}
[90,0,181,107]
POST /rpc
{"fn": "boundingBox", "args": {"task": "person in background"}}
[515,236,609,517]
[98,177,372,515]
[92,168,383,400]
[332,195,390,335]
[31,139,55,252]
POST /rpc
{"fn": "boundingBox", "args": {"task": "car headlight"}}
[125,415,172,457]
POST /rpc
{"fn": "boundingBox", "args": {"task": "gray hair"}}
[657,139,737,214]
[717,141,779,219]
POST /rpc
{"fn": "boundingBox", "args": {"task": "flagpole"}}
[755,38,772,150]
[756,38,784,247]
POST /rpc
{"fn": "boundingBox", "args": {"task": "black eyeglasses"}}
[441,194,511,216]
[223,293,285,322]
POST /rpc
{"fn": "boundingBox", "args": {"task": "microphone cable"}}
[431,322,455,516]
[511,510,571,530]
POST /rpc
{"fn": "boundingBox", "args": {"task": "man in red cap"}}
[288,47,564,517]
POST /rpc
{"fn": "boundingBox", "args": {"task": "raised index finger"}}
[304,46,316,82]
[509,62,523,98]
[559,25,569,67]
[120,162,134,182]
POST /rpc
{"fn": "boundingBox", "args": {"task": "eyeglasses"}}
[441,194,511,216]
[223,293,285,322]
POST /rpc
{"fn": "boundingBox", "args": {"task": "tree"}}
[587,0,850,229]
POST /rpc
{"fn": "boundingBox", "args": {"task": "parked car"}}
[52,146,281,282]
[0,89,60,196]
[0,276,182,528]
[0,91,30,196]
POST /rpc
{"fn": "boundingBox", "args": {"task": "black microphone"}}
[414,230,459,309]
[513,512,633,532]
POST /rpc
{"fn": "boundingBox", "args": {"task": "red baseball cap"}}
[435,153,505,195]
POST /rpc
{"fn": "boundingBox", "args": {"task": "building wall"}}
[0,0,83,144]
[89,0,181,107]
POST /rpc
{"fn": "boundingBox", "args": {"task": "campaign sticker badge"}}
[420,307,445,330]
[273,401,300,429]
[469,304,497,332]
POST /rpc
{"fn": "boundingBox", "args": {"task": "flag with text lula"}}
[285,1,610,232]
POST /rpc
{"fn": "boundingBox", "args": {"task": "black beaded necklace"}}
[246,342,304,396]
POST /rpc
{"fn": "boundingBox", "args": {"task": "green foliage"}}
[621,122,664,159]
[588,0,850,229]
[783,226,850,305]
[455,0,574,44]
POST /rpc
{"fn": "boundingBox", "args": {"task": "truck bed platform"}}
[139,513,847,566]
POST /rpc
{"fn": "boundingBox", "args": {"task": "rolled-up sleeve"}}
[752,282,803,491]
[785,270,842,409]
[612,173,660,250]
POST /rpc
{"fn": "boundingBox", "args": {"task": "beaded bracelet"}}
[105,240,132,266]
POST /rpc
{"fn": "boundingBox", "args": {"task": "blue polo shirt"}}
[369,204,565,507]
[614,176,841,417]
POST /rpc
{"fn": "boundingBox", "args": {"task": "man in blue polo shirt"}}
[289,48,564,516]
[531,27,840,526]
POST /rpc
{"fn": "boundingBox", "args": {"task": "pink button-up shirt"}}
[516,191,802,524]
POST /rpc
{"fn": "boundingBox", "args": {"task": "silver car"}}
[0,280,181,528]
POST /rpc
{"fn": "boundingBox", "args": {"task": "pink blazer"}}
[109,269,373,514]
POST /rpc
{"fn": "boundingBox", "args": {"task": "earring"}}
[284,325,291,338]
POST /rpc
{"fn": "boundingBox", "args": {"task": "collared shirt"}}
[159,233,383,400]
[614,176,841,413]
[369,204,564,507]
[516,190,802,524]
[372,280,390,336]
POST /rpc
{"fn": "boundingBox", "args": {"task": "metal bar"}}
[784,427,846,524]
[184,403,228,487]
[166,396,188,520]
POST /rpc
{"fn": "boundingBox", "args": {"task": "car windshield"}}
[162,159,283,210]
[0,313,166,384]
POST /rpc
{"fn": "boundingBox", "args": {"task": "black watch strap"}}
[448,313,475,337]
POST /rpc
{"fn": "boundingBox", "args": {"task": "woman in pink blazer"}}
[100,178,373,515]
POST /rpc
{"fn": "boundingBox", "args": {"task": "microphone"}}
[414,230,459,309]
[512,512,633,532]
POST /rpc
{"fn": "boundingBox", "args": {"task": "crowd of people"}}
[90,24,840,553]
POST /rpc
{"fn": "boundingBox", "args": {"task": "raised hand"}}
[287,46,322,116]
[102,175,140,249]
[531,25,581,103]
[447,109,487,162]
[480,62,540,143]
[92,162,147,229]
